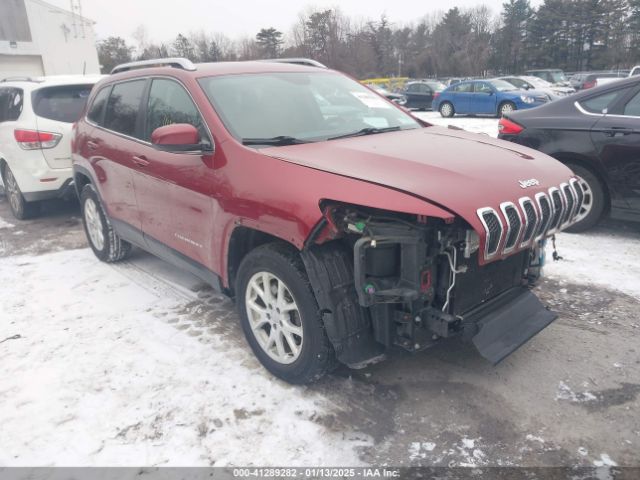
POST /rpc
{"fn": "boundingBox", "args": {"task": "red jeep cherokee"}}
[72,58,582,384]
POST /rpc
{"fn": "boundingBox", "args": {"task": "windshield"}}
[525,76,552,88]
[547,71,567,83]
[489,79,517,92]
[198,72,420,145]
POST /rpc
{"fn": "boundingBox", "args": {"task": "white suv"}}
[0,75,102,219]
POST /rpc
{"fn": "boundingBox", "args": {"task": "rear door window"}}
[87,86,111,125]
[104,79,146,138]
[0,87,24,122]
[579,88,631,114]
[32,85,93,123]
[453,83,472,93]
[145,78,206,141]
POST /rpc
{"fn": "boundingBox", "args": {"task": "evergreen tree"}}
[97,36,133,73]
[256,28,284,58]
[173,34,196,60]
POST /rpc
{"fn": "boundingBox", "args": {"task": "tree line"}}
[98,0,640,78]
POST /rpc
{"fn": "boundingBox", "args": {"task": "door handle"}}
[87,140,99,150]
[131,155,150,167]
[603,127,633,137]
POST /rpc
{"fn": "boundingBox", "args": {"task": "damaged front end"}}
[302,202,558,368]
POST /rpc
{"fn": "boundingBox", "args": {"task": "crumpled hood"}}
[261,125,574,234]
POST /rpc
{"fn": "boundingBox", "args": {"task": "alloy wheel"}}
[573,175,594,224]
[5,169,22,214]
[245,271,303,365]
[84,197,105,251]
[441,103,452,117]
[500,103,514,116]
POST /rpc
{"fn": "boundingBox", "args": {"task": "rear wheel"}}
[439,102,455,118]
[236,243,336,384]
[80,184,132,262]
[2,166,40,220]
[565,163,605,232]
[498,101,516,117]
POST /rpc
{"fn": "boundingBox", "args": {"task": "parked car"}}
[498,75,640,231]
[402,80,445,110]
[499,75,574,97]
[573,72,627,90]
[368,84,407,105]
[0,75,102,219]
[569,73,588,90]
[630,66,640,77]
[73,57,581,384]
[433,79,550,118]
[526,69,572,88]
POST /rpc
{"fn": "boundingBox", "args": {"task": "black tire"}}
[498,101,516,118]
[565,163,606,233]
[80,184,132,262]
[2,165,40,220]
[439,101,455,118]
[235,242,336,384]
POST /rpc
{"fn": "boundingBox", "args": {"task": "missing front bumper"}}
[467,287,557,364]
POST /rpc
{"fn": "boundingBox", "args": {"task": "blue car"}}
[432,79,550,118]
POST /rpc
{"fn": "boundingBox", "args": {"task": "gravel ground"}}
[1,116,639,468]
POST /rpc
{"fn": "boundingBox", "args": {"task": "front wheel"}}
[565,163,605,232]
[2,166,40,220]
[498,101,516,117]
[439,102,455,118]
[80,184,132,262]
[236,243,336,384]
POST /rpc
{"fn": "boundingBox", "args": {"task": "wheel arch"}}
[226,225,299,296]
[550,152,611,215]
[72,165,95,197]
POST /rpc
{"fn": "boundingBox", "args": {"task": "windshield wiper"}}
[242,136,311,146]
[328,126,402,141]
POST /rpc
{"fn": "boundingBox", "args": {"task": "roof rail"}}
[111,57,197,75]
[0,76,44,83]
[260,58,327,69]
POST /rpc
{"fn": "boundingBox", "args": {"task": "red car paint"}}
[72,62,575,287]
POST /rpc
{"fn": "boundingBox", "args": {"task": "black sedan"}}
[498,75,640,231]
[402,81,446,110]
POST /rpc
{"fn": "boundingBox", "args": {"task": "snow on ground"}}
[0,249,369,466]
[0,217,14,229]
[545,229,640,300]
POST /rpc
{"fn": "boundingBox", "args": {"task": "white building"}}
[0,0,100,77]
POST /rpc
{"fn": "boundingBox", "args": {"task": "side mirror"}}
[151,123,213,153]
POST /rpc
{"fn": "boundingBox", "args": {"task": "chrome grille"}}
[477,208,503,258]
[519,197,538,246]
[535,193,552,239]
[570,178,584,218]
[500,202,522,252]
[561,183,575,225]
[547,188,564,232]
[477,179,579,261]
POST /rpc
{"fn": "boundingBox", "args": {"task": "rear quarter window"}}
[87,86,111,125]
[32,85,94,123]
[0,87,24,122]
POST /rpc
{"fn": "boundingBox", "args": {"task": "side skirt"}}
[111,218,223,293]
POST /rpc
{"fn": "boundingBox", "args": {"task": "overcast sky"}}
[47,0,543,45]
